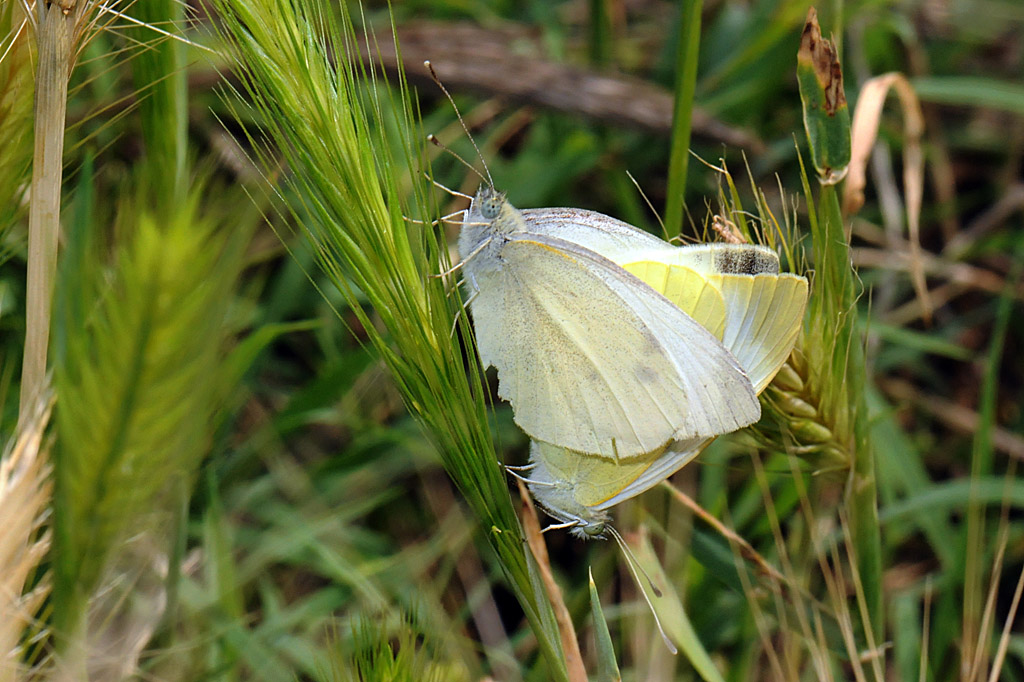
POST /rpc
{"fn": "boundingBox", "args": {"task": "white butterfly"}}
[457,187,766,461]
[453,190,808,537]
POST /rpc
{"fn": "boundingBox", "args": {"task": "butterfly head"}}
[472,186,509,221]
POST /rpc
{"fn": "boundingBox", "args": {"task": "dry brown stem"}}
[362,22,764,151]
[662,480,789,587]
[851,247,1023,300]
[19,0,107,427]
[20,2,75,426]
[880,378,1024,461]
[516,480,586,682]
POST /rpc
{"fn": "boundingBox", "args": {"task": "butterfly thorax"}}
[458,187,528,278]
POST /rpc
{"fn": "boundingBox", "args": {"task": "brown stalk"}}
[19,0,109,428]
[851,247,1023,300]
[362,22,764,152]
[879,378,1024,461]
[945,183,1024,259]
[987,563,1024,682]
[515,480,586,682]
[661,480,789,588]
[19,2,78,426]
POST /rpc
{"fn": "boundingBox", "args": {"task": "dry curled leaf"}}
[844,73,929,321]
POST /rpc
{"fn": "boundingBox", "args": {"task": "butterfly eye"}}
[481,197,502,219]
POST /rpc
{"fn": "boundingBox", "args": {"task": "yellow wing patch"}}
[624,259,808,393]
[623,261,727,339]
[534,440,665,507]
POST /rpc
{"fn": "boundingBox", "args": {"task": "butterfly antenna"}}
[427,134,490,189]
[606,526,661,597]
[607,526,678,655]
[424,60,495,189]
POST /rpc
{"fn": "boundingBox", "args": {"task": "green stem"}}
[588,0,612,67]
[131,0,188,212]
[54,600,89,682]
[820,183,883,640]
[962,250,1018,664]
[663,0,702,238]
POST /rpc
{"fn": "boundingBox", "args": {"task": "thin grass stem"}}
[663,0,702,238]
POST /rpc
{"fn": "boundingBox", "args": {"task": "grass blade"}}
[589,568,620,682]
[663,0,703,238]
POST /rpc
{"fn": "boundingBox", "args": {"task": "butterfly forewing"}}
[521,207,676,263]
[524,244,809,527]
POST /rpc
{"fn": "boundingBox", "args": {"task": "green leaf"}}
[629,532,726,682]
[912,76,1024,116]
[589,567,621,682]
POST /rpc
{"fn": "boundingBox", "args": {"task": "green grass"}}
[0,1,1022,680]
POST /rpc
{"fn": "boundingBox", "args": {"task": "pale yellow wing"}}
[710,272,808,393]
[531,441,662,508]
[528,437,704,515]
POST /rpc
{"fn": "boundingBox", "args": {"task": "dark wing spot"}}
[714,247,778,274]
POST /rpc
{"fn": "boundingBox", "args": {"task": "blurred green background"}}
[1,0,1023,680]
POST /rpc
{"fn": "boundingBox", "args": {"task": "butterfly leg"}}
[504,463,538,472]
[541,518,584,534]
[449,287,478,338]
[423,173,474,200]
[403,209,467,227]
[432,237,491,280]
[504,466,555,487]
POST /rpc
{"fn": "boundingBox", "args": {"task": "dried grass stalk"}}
[0,400,52,682]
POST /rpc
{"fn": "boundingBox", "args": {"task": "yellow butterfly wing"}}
[621,262,726,339]
[710,272,808,392]
[623,244,808,391]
